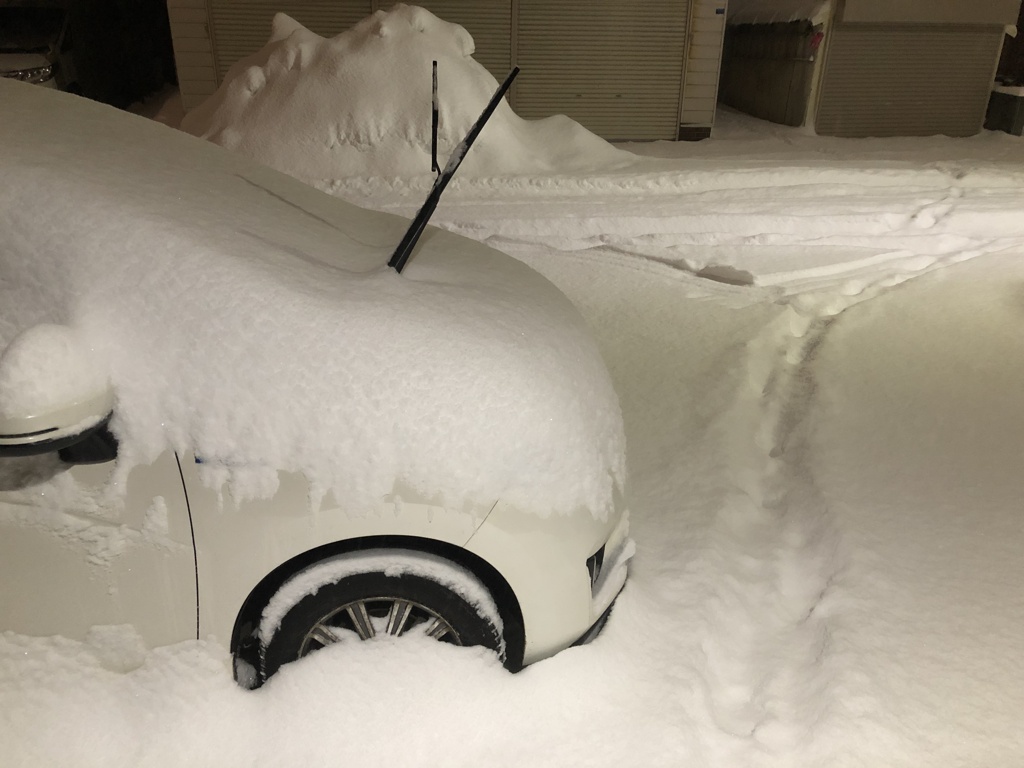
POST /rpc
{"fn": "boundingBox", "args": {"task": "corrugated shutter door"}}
[515,0,689,140]
[411,1,512,80]
[209,0,372,80]
[815,24,1003,137]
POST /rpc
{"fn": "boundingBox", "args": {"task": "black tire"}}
[261,568,504,680]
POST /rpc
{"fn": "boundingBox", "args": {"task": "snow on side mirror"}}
[0,324,117,461]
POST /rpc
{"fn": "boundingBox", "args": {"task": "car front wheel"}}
[258,550,505,681]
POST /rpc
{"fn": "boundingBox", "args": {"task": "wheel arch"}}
[231,534,526,686]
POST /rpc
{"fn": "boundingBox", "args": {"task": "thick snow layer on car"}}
[0,325,108,420]
[0,79,625,519]
[179,5,632,181]
[4,93,1024,767]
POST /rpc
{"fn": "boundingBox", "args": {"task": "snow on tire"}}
[258,549,505,680]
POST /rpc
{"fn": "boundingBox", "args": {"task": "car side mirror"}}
[0,324,118,463]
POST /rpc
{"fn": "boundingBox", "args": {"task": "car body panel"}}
[0,451,196,647]
[0,81,631,674]
[178,454,492,646]
[0,52,56,87]
[464,499,628,663]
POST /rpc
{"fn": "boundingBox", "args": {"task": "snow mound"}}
[1,79,625,519]
[180,5,632,180]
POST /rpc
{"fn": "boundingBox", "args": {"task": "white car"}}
[0,6,68,89]
[0,80,632,687]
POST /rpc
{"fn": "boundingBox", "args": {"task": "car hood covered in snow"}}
[0,80,626,518]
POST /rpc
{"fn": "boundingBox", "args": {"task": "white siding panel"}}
[694,16,725,32]
[684,84,717,99]
[168,1,217,105]
[178,65,219,81]
[687,57,720,72]
[690,44,723,59]
[691,30,723,47]
[682,96,715,112]
[172,22,210,38]
[686,70,718,85]
[173,37,213,53]
[684,108,715,123]
[169,8,208,23]
[174,51,216,68]
[679,0,725,130]
[693,2,728,17]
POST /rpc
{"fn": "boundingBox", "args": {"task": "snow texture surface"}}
[0,78,625,520]
[0,325,108,419]
[5,4,1024,766]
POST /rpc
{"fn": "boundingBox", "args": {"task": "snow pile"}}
[0,79,625,519]
[180,5,632,182]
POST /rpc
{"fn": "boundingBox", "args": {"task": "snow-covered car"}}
[0,80,631,687]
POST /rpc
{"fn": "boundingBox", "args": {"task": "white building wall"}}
[167,0,217,110]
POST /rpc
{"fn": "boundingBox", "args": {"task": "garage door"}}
[514,0,689,140]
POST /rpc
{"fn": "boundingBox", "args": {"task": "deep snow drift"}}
[181,5,631,180]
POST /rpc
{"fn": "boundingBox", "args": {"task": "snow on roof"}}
[728,0,831,25]
[180,4,632,182]
[0,79,625,519]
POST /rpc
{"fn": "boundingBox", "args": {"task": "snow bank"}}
[180,5,632,182]
[0,79,625,519]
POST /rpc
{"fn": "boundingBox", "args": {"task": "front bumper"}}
[590,513,635,618]
[572,512,635,646]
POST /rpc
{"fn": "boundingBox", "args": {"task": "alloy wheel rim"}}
[299,596,463,656]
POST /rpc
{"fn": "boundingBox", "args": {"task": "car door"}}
[0,450,197,649]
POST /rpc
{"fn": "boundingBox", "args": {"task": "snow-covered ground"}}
[5,8,1024,765]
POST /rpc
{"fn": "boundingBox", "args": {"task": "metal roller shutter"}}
[815,23,1004,137]
[514,0,689,140]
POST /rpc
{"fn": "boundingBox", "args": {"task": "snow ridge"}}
[692,216,1004,753]
[698,306,844,751]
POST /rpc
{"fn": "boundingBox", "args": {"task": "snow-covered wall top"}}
[0,79,625,519]
[728,0,831,25]
[181,5,632,181]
